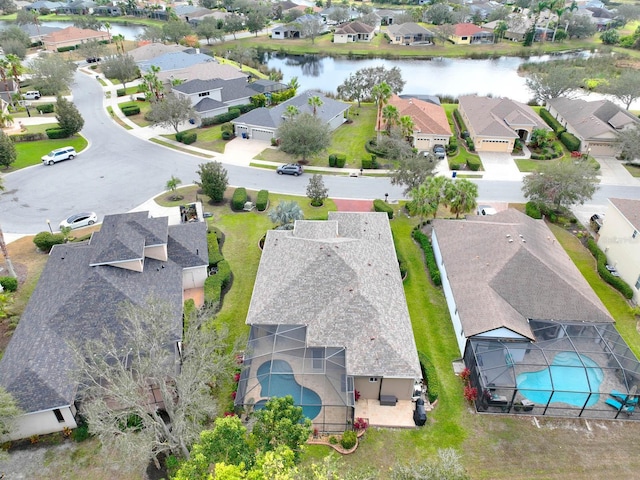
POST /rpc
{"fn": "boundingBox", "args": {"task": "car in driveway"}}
[590,214,604,232]
[42,146,77,165]
[276,164,303,176]
[60,212,97,230]
[432,144,446,159]
[477,205,498,216]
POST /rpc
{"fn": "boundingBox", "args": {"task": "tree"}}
[421,176,451,219]
[617,124,640,162]
[307,95,323,115]
[425,3,452,25]
[400,115,415,141]
[196,16,224,44]
[29,53,77,95]
[1,38,26,59]
[0,57,13,108]
[599,29,619,45]
[166,175,182,199]
[268,201,304,228]
[382,104,400,133]
[288,76,300,93]
[163,18,193,44]
[408,183,437,224]
[493,20,508,43]
[223,14,244,40]
[252,396,313,461]
[146,93,197,133]
[337,66,405,106]
[0,25,30,52]
[522,160,600,210]
[372,82,392,140]
[603,70,640,110]
[391,149,438,195]
[277,112,331,162]
[6,54,23,96]
[564,12,597,39]
[614,4,640,27]
[73,300,237,471]
[56,96,85,137]
[139,25,164,43]
[197,161,228,203]
[300,17,325,44]
[246,9,268,36]
[0,131,17,169]
[446,178,478,219]
[390,448,470,480]
[306,174,329,207]
[329,6,350,24]
[525,67,581,103]
[529,128,552,149]
[140,65,163,101]
[0,386,22,454]
[79,39,107,63]
[16,8,37,25]
[74,15,102,31]
[102,54,139,90]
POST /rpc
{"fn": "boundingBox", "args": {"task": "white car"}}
[42,146,77,165]
[477,205,498,216]
[59,212,98,230]
[22,91,41,100]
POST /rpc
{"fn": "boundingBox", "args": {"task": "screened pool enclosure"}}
[235,325,355,432]
[465,321,640,419]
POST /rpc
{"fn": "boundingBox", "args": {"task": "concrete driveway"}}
[222,138,272,165]
[478,152,525,181]
[595,156,638,186]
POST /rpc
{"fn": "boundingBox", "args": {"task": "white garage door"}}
[251,128,274,141]
[588,142,615,156]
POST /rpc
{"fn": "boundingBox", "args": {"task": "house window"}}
[53,408,65,423]
[369,377,378,382]
[636,275,640,290]
[633,230,638,239]
[198,92,210,97]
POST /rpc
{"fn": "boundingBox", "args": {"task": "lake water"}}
[0,20,145,40]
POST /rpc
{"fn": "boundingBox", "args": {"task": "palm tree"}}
[0,59,13,109]
[142,65,163,101]
[382,105,400,133]
[552,1,577,41]
[268,201,304,229]
[408,183,435,224]
[400,115,415,141]
[284,105,299,120]
[113,34,125,54]
[0,223,17,279]
[6,55,23,100]
[372,82,392,141]
[288,76,300,93]
[424,176,451,219]
[446,178,478,219]
[166,175,182,196]
[308,95,323,116]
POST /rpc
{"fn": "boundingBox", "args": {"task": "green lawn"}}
[9,135,89,170]
[118,100,152,127]
[183,124,228,154]
[624,163,640,177]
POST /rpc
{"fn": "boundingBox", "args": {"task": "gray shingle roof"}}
[138,52,216,73]
[245,212,421,378]
[387,22,434,36]
[232,90,349,131]
[432,210,613,340]
[158,63,247,84]
[609,198,640,231]
[459,95,549,138]
[0,212,207,414]
[547,98,640,140]
[126,42,189,62]
[173,78,257,104]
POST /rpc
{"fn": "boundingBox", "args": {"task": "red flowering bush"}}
[353,417,368,430]
[231,391,236,400]
[354,390,361,401]
[234,372,241,382]
[460,367,471,383]
[463,385,478,403]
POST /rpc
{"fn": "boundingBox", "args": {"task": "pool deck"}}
[354,399,417,428]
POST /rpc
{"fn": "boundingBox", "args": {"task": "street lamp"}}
[46,219,52,234]
[384,193,389,203]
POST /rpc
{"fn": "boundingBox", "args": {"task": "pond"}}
[0,20,146,40]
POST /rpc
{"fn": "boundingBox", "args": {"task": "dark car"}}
[276,164,303,176]
[413,398,427,426]
[590,214,604,232]
[86,57,101,63]
[432,144,446,159]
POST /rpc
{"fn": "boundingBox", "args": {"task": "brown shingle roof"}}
[388,95,451,136]
[44,26,107,43]
[453,23,485,36]
[335,21,375,35]
[432,210,613,340]
[609,198,640,231]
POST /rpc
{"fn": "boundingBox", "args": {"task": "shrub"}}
[559,131,581,152]
[465,137,475,151]
[328,435,338,445]
[0,276,18,292]
[328,154,337,167]
[256,189,269,211]
[33,231,65,252]
[453,108,468,132]
[35,103,54,114]
[586,239,634,299]
[373,199,393,219]
[121,105,140,116]
[395,244,407,279]
[466,156,481,171]
[211,109,241,125]
[449,162,461,170]
[175,131,185,142]
[340,430,357,449]
[45,127,68,139]
[525,201,542,219]
[57,45,76,52]
[10,132,46,142]
[447,137,457,153]
[116,89,126,97]
[207,231,223,266]
[412,228,441,286]
[221,130,233,140]
[231,187,248,211]
[539,108,565,134]
[204,260,231,306]
[181,131,197,145]
[221,122,234,134]
[418,351,440,403]
[73,423,90,442]
[335,154,346,168]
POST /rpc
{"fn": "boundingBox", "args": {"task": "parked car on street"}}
[86,57,101,63]
[22,90,41,100]
[59,212,97,230]
[276,164,303,176]
[41,146,77,165]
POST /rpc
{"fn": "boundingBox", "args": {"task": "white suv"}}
[42,147,77,165]
[23,91,41,100]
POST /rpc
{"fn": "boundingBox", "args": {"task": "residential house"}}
[333,21,376,43]
[232,90,349,141]
[546,98,640,156]
[386,22,434,45]
[377,9,404,25]
[0,212,208,441]
[484,15,551,42]
[0,79,19,104]
[319,5,361,25]
[236,212,422,431]
[137,51,217,74]
[18,24,62,44]
[128,42,189,62]
[186,9,229,27]
[597,198,640,304]
[432,209,640,419]
[24,1,65,12]
[449,23,494,44]
[93,4,122,16]
[458,95,549,152]
[171,77,286,121]
[42,26,109,52]
[386,94,452,151]
[57,0,97,15]
[157,62,248,89]
[271,24,301,39]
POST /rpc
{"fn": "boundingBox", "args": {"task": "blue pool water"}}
[517,352,603,407]
[254,359,322,420]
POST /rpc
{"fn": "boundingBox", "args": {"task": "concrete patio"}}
[354,398,417,428]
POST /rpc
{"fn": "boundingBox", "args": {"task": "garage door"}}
[235,125,248,137]
[588,143,615,156]
[250,128,274,142]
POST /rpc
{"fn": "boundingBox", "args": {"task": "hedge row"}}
[201,108,241,127]
[121,105,140,116]
[412,228,441,286]
[539,108,566,135]
[204,259,231,306]
[174,131,197,144]
[256,189,269,211]
[116,89,126,97]
[57,45,77,52]
[328,153,346,168]
[453,108,468,134]
[231,187,247,211]
[45,128,68,139]
[465,137,475,151]
[361,154,378,169]
[586,238,634,299]
[0,276,18,292]
[207,230,224,266]
[36,104,54,114]
[559,131,581,152]
[33,231,65,252]
[10,132,46,143]
[418,351,440,403]
[466,156,481,171]
[373,199,393,219]
[269,88,296,105]
[447,136,458,154]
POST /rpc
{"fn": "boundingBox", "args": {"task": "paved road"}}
[2,69,640,236]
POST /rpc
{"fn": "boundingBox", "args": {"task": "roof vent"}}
[519,234,524,238]
[506,234,511,238]
[508,238,513,243]
[521,238,526,243]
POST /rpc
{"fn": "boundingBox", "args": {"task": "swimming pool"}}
[254,359,322,420]
[517,351,603,407]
